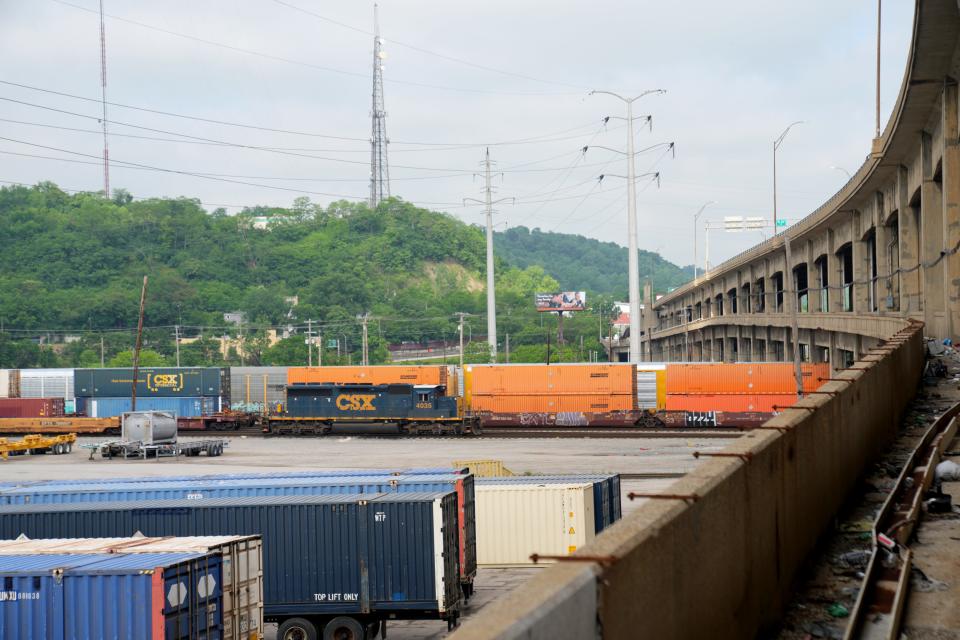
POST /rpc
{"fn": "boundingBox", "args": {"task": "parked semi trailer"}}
[0,472,479,598]
[0,535,264,640]
[0,492,463,640]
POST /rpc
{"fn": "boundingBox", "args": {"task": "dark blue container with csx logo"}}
[74,367,224,398]
[285,383,458,420]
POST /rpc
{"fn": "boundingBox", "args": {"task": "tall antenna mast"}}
[369,3,390,208]
[99,0,110,198]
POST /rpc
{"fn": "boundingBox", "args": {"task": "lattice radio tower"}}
[369,4,390,208]
[98,0,110,197]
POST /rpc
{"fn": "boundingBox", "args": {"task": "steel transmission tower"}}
[464,149,514,362]
[369,4,390,208]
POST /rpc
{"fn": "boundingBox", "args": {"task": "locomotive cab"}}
[411,385,457,419]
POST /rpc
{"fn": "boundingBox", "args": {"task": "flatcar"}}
[265,383,479,435]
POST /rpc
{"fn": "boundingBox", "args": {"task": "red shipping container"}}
[0,397,65,418]
[664,393,798,413]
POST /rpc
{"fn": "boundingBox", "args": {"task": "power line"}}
[268,0,588,91]
[49,0,580,96]
[0,99,635,175]
[0,78,603,149]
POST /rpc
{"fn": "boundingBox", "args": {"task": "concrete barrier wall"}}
[452,323,924,640]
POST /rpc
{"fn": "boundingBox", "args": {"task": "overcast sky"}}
[0,0,915,269]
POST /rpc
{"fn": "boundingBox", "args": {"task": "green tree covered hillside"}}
[0,183,688,367]
[495,226,692,296]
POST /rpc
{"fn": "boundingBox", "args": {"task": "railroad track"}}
[209,427,741,439]
[475,427,741,439]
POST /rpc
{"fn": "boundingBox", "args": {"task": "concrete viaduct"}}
[647,0,960,367]
[452,1,960,639]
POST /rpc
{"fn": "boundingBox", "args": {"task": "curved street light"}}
[773,121,805,234]
[693,201,716,280]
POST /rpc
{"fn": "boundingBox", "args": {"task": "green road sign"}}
[776,219,787,227]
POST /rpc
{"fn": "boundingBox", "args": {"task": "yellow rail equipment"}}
[0,433,77,460]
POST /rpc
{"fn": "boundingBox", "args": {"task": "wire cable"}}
[50,0,581,97]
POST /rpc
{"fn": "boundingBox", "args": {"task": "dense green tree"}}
[0,184,691,365]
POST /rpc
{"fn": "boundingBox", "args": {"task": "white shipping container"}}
[475,483,595,567]
[19,368,74,400]
[0,370,9,398]
[0,535,263,640]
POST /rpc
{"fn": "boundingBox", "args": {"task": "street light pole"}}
[693,201,715,280]
[773,121,804,235]
[589,88,666,364]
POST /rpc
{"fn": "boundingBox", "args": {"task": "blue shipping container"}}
[77,396,218,418]
[2,467,464,489]
[0,493,462,628]
[0,474,479,589]
[0,551,223,640]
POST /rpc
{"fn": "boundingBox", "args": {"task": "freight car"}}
[266,383,479,435]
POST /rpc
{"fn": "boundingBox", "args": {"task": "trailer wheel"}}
[65,442,73,453]
[323,616,364,640]
[365,621,381,638]
[278,617,318,640]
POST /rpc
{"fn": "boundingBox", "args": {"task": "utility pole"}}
[369,4,390,208]
[464,148,514,362]
[455,312,468,369]
[505,333,510,364]
[130,276,147,412]
[174,325,180,367]
[307,319,313,367]
[100,335,104,367]
[98,0,110,197]
[361,315,370,366]
[589,89,667,363]
[318,332,323,367]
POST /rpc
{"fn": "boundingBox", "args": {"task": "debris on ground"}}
[910,567,949,593]
[935,460,960,482]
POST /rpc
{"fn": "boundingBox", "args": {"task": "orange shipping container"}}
[466,364,636,396]
[664,363,829,395]
[470,393,635,413]
[664,393,798,413]
[288,365,449,390]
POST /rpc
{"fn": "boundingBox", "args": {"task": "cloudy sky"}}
[0,0,914,269]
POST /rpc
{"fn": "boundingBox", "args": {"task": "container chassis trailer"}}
[86,437,229,460]
[0,433,77,459]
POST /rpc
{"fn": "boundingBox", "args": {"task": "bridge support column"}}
[897,166,923,314]
[922,131,948,336]
[853,211,874,313]
[943,81,960,341]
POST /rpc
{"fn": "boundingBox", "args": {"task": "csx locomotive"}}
[272,383,478,434]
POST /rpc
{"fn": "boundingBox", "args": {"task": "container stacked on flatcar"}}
[464,363,644,426]
[74,367,225,417]
[663,362,830,412]
[229,366,287,412]
[0,397,64,418]
[289,364,457,396]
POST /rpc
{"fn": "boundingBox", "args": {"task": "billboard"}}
[535,292,586,312]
